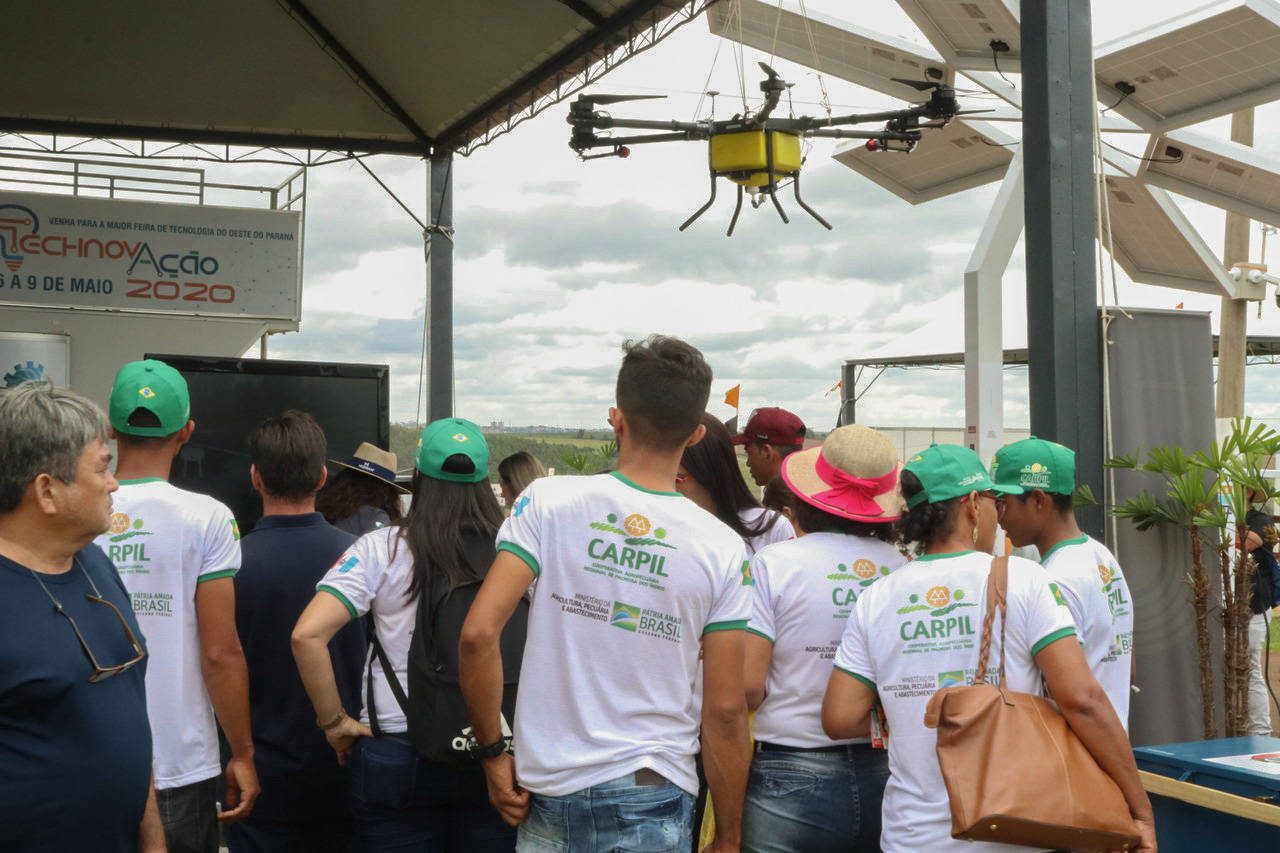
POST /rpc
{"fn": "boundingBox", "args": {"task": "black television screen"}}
[144,354,390,532]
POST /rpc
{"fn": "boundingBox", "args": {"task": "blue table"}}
[1134,736,1280,852]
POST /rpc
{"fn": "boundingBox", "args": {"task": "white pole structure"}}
[964,150,1024,465]
[1216,109,1255,420]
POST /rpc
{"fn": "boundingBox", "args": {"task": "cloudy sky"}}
[223,1,1280,432]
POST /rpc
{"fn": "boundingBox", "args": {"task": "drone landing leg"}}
[679,172,718,232]
[769,186,790,224]
[792,172,832,230]
[727,185,745,237]
[764,131,788,225]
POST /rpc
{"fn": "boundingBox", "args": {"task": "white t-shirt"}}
[316,526,414,733]
[498,471,749,797]
[750,532,905,748]
[1041,535,1134,728]
[95,479,241,789]
[740,507,794,556]
[834,551,1076,853]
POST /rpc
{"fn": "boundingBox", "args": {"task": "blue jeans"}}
[742,745,889,853]
[224,815,355,853]
[347,735,515,852]
[517,773,694,852]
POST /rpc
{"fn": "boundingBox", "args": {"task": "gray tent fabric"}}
[1105,308,1221,745]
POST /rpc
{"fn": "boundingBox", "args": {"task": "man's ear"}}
[249,464,263,494]
[685,423,707,448]
[28,473,60,516]
[177,419,196,444]
[315,465,328,491]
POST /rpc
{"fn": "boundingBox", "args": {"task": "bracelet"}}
[318,710,347,731]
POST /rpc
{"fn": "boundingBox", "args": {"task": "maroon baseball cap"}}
[732,407,807,447]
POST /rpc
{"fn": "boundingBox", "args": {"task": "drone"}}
[569,62,983,235]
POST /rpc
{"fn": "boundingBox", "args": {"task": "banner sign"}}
[0,332,69,388]
[0,190,301,320]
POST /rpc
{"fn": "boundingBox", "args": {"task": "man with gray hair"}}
[0,382,164,852]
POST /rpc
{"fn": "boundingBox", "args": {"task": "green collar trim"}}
[1041,535,1088,562]
[610,471,681,497]
[914,549,977,563]
[117,477,166,485]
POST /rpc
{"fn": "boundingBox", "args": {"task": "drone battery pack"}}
[710,131,801,186]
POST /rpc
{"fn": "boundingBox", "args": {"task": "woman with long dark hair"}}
[316,442,407,535]
[677,413,794,554]
[821,444,1156,852]
[292,419,515,852]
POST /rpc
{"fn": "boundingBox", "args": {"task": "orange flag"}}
[723,384,741,409]
[825,379,843,396]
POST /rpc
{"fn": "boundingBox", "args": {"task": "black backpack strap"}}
[365,614,409,737]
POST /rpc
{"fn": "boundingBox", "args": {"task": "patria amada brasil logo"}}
[0,202,223,276]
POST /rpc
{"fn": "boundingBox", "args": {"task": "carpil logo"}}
[589,512,675,549]
[610,601,640,632]
[1020,462,1052,489]
[0,204,38,271]
[896,585,973,617]
[108,513,152,542]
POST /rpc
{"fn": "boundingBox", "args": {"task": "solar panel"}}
[706,0,947,102]
[896,0,1022,71]
[1094,0,1280,132]
[1138,129,1280,228]
[831,118,1014,204]
[1099,175,1242,296]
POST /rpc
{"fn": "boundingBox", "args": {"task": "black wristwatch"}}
[468,735,508,760]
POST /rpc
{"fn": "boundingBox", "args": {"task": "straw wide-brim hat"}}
[330,442,410,494]
[781,425,904,523]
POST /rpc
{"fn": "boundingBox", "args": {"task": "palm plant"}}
[1107,418,1278,738]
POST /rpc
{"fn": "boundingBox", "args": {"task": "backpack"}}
[366,532,528,769]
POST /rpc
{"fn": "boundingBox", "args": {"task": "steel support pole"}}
[964,151,1024,466]
[1022,0,1104,538]
[1216,109,1254,421]
[426,152,454,422]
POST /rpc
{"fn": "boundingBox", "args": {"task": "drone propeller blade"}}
[758,61,781,79]
[954,108,995,116]
[890,77,939,92]
[582,94,667,105]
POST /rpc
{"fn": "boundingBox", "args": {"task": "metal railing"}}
[0,151,305,213]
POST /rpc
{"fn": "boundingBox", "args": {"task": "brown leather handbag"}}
[923,556,1141,852]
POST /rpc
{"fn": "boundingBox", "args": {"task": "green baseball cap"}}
[903,443,1022,509]
[415,418,490,483]
[992,437,1076,495]
[108,359,191,437]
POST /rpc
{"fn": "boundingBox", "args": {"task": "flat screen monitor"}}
[144,354,390,532]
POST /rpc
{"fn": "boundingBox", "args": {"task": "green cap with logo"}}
[992,437,1076,495]
[415,417,490,483]
[108,359,191,437]
[903,443,1022,509]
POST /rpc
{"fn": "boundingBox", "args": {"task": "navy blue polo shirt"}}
[0,545,152,852]
[233,512,364,821]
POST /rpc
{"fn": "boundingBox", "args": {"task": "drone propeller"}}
[758,61,782,80]
[890,77,943,92]
[578,94,667,105]
[954,108,995,116]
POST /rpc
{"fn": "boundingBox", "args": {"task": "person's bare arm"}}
[194,577,259,822]
[743,633,773,711]
[138,776,165,852]
[700,629,751,853]
[460,553,535,827]
[1245,530,1265,551]
[1037,636,1156,852]
[292,591,372,766]
[821,668,875,740]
